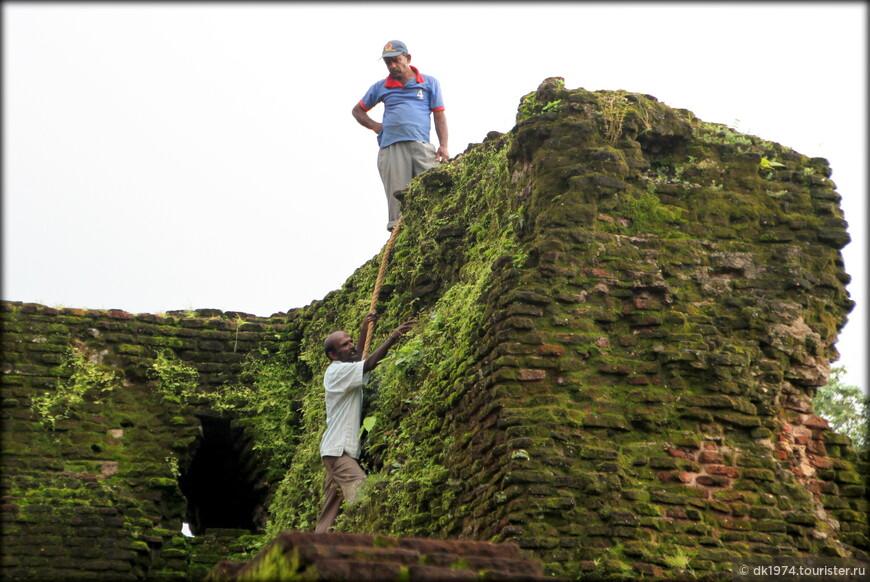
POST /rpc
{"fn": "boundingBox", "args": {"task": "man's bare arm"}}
[363,320,416,373]
[353,103,383,135]
[357,313,377,359]
[433,109,449,162]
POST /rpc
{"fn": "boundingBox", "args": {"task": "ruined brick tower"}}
[2,79,866,580]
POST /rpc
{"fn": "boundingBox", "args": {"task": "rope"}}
[362,217,403,358]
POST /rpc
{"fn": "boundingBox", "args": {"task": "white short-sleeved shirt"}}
[319,360,370,459]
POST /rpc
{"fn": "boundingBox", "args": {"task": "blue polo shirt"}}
[359,66,445,149]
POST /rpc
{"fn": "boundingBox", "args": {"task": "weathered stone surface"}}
[0,303,284,580]
[206,532,560,581]
[2,80,864,581]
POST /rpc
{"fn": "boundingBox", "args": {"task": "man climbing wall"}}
[315,314,416,533]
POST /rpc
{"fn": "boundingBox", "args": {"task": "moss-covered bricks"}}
[257,80,866,579]
[1,302,287,580]
[205,532,563,581]
[2,79,867,581]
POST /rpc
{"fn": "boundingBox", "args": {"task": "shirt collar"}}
[384,65,424,88]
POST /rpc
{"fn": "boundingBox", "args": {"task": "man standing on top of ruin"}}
[314,314,416,534]
[353,40,449,231]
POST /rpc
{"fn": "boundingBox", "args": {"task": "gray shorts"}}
[377,140,437,230]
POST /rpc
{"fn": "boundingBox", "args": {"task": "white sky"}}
[3,2,866,394]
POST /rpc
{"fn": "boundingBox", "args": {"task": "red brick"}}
[803,415,829,430]
[706,465,739,478]
[538,344,565,357]
[698,451,724,464]
[633,297,655,309]
[665,508,687,519]
[810,456,833,469]
[696,475,730,487]
[656,471,682,483]
[678,472,695,484]
[106,310,133,320]
[806,441,827,456]
[667,448,695,461]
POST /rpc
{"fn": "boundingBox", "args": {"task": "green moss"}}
[149,350,199,404]
[516,80,565,121]
[2,80,861,578]
[31,347,123,429]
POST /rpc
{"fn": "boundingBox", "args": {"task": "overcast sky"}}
[3,2,866,393]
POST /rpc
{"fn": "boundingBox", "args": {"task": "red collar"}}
[384,65,424,88]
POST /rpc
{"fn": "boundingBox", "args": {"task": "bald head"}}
[324,331,342,356]
[324,330,358,362]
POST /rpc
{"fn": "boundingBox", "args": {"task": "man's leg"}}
[377,143,415,231]
[314,454,366,533]
[332,453,367,503]
[410,141,438,177]
[314,458,341,534]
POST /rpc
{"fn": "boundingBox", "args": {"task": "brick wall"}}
[2,79,867,581]
[1,302,286,580]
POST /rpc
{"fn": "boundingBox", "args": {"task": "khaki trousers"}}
[377,140,437,230]
[314,453,367,534]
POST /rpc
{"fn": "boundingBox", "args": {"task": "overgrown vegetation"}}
[31,346,122,428]
[601,90,631,144]
[150,349,199,404]
[212,351,307,479]
[228,87,856,564]
[516,78,565,120]
[695,120,755,147]
[250,134,527,539]
[621,191,686,234]
[5,81,860,581]
[813,366,869,450]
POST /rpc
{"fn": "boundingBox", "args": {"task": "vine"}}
[601,91,630,144]
[31,346,122,429]
[149,349,199,404]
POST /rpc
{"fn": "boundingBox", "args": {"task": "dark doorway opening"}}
[179,414,266,535]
